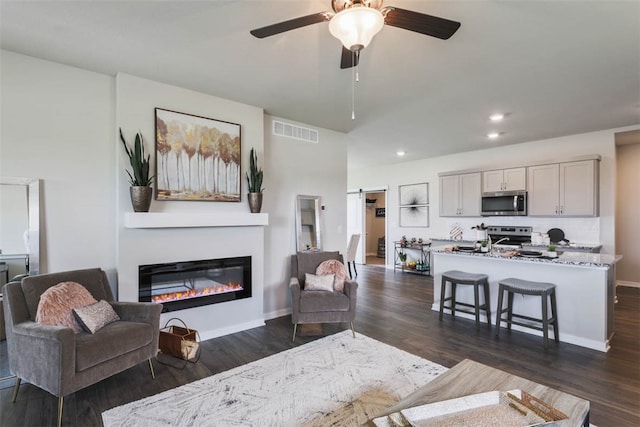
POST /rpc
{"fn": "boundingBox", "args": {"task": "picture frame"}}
[399,182,429,206]
[399,206,430,227]
[155,108,241,202]
[375,208,386,217]
[399,182,429,227]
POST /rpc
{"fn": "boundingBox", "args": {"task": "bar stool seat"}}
[495,278,559,349]
[439,270,491,328]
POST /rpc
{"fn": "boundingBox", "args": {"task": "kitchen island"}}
[432,247,622,352]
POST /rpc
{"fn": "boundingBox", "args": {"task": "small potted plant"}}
[246,148,264,213]
[547,244,558,258]
[398,251,407,266]
[480,240,489,252]
[120,129,154,212]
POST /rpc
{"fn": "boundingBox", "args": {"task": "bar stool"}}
[439,270,491,328]
[495,278,559,349]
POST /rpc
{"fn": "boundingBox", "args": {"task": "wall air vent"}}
[273,120,319,143]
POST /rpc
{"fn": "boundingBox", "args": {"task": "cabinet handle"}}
[555,206,558,214]
[560,206,564,215]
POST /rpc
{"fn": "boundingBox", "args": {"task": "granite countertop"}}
[431,245,622,268]
[522,242,603,250]
[430,237,477,243]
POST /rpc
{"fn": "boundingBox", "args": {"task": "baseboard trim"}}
[264,307,292,321]
[617,280,640,288]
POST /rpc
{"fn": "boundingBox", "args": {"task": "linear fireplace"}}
[138,256,252,312]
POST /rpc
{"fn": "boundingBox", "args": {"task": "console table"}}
[368,359,590,427]
[393,242,431,275]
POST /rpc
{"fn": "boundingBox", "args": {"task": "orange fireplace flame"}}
[152,283,243,303]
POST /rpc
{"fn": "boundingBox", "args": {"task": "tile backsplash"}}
[442,217,600,245]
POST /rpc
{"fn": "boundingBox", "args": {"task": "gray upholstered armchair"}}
[290,251,358,342]
[2,268,162,427]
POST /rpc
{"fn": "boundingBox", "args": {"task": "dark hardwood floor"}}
[1,265,639,426]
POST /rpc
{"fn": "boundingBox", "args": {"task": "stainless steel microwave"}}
[481,191,527,216]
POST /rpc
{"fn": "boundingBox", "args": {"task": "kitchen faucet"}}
[493,237,510,245]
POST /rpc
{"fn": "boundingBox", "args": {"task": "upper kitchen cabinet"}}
[528,159,599,216]
[482,167,526,192]
[439,173,481,217]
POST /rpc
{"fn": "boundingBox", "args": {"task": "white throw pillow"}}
[304,273,335,291]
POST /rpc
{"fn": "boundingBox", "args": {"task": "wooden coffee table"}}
[368,359,590,426]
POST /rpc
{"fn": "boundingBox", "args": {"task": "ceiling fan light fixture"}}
[329,6,384,51]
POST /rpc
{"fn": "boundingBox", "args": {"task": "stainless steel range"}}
[487,225,532,248]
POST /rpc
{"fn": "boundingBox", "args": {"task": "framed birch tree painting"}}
[155,108,241,202]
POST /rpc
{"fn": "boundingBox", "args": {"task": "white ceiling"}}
[1,0,639,170]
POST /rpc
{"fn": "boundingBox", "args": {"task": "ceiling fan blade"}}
[250,12,331,38]
[340,47,359,69]
[384,7,461,40]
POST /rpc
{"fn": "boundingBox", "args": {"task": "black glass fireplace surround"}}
[138,256,251,312]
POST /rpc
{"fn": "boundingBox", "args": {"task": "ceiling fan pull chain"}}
[351,64,356,120]
[351,50,356,120]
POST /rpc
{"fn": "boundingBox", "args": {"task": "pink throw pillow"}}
[316,259,348,292]
[36,281,98,333]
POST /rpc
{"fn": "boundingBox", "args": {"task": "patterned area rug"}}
[102,331,447,426]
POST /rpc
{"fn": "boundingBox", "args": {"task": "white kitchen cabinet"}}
[528,160,598,216]
[482,167,526,192]
[439,173,481,217]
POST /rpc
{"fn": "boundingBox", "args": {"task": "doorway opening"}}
[347,188,387,267]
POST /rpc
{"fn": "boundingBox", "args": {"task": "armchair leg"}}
[292,324,298,342]
[148,358,156,379]
[11,377,21,403]
[350,322,356,338]
[57,396,64,427]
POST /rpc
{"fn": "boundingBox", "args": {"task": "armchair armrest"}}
[343,280,358,297]
[13,320,75,342]
[110,301,162,325]
[290,277,301,323]
[10,321,75,396]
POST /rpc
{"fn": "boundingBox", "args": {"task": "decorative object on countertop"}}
[480,240,489,252]
[400,235,409,247]
[450,223,463,240]
[120,128,154,212]
[155,108,241,202]
[398,251,407,265]
[472,222,488,241]
[547,244,558,258]
[547,228,569,244]
[246,147,264,213]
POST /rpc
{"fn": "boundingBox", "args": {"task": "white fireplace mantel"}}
[124,212,269,229]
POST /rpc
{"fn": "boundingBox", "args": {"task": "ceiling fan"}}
[250,0,461,69]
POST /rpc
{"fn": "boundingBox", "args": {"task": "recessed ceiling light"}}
[489,113,504,122]
[396,151,406,156]
[487,132,500,139]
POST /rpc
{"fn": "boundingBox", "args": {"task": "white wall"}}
[1,50,116,279]
[1,51,349,334]
[349,126,640,259]
[115,73,267,339]
[262,115,349,319]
